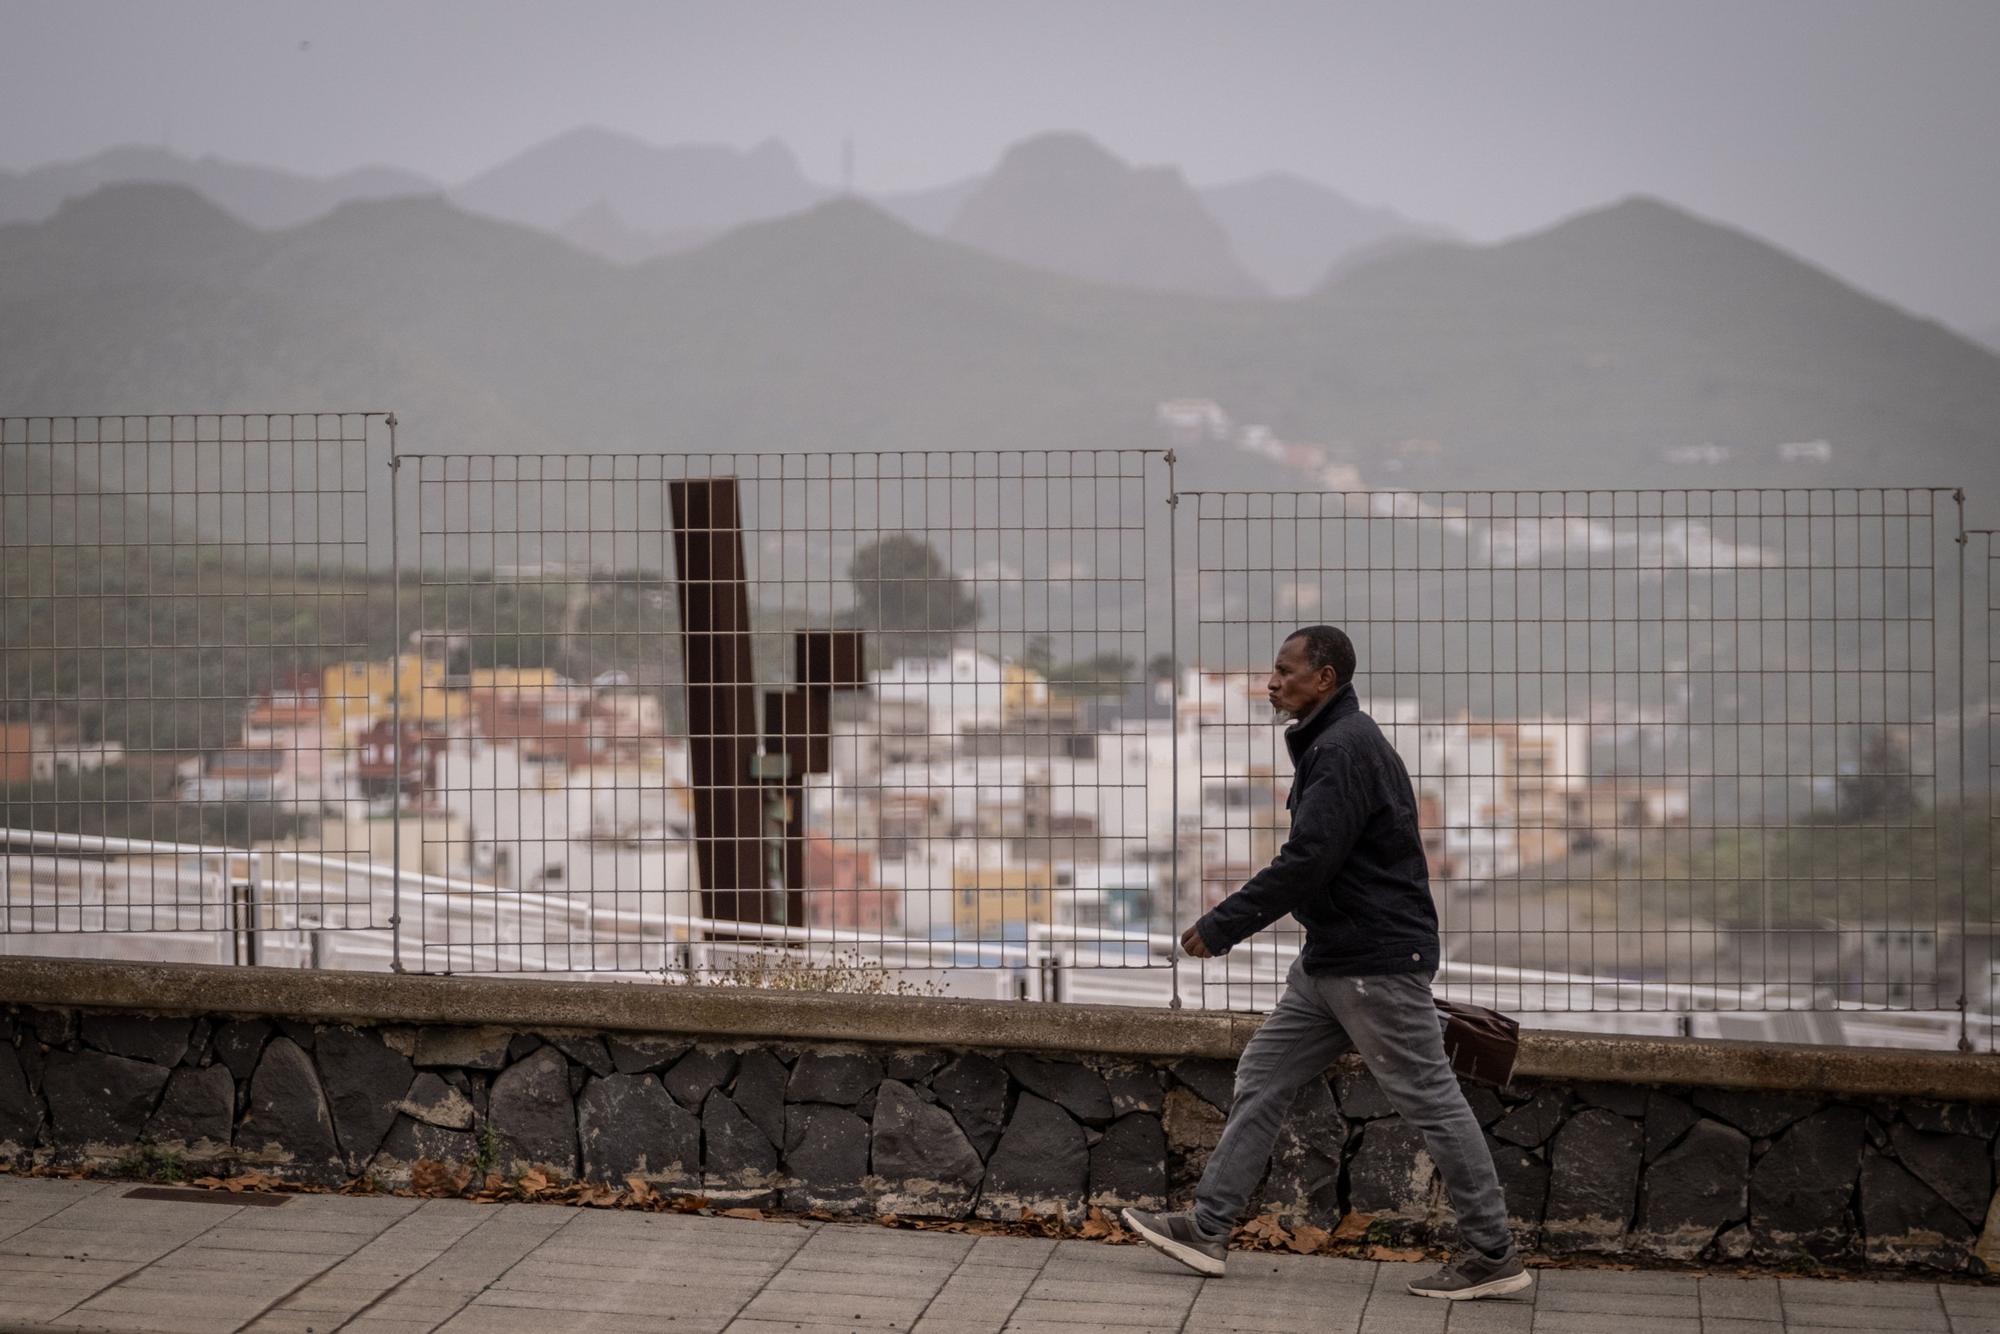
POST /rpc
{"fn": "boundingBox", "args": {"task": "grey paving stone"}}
[65,1284,274,1317]
[963,1236,1058,1267]
[116,1266,318,1299]
[1779,1302,1949,1331]
[1013,1296,1196,1325]
[1538,1267,1700,1296]
[44,1310,247,1334]
[190,1224,375,1255]
[443,1305,698,1334]
[1525,1313,1700,1334]
[1697,1322,1784,1334]
[1700,1277,1786,1319]
[1779,1277,1946,1308]
[737,1286,933,1322]
[1946,1288,2000,1314]
[1024,1276,1198,1304]
[0,1252,138,1281]
[477,1284,749,1317]
[343,1318,451,1334]
[778,1253,962,1281]
[1220,1252,1377,1286]
[1443,1303,1534,1333]
[1538,1285,1701,1317]
[1185,1293,1366,1332]
[242,1312,347,1334]
[1344,1307,1447,1334]
[768,1269,945,1298]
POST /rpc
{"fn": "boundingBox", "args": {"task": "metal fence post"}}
[387,413,405,974]
[1957,489,1970,1051]
[1166,449,1184,1010]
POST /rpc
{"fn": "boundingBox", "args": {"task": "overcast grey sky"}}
[3,1,1997,332]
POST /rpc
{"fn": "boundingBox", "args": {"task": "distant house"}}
[0,723,54,784]
[0,720,123,785]
[802,836,896,931]
[1578,780,1691,831]
[1778,440,1834,463]
[871,649,1019,731]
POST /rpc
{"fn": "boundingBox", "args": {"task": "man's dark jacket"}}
[1193,683,1439,975]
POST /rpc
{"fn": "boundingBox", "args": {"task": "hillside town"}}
[1,636,1696,969]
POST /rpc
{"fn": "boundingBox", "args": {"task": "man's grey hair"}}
[1286,624,1356,688]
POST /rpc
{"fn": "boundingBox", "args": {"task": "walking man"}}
[1124,625,1528,1301]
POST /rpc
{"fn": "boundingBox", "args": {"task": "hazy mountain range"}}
[4,177,1997,520]
[0,130,1439,300]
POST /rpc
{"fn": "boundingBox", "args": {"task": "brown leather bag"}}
[1435,997,1520,1086]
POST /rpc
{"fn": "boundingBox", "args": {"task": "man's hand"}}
[1180,924,1213,959]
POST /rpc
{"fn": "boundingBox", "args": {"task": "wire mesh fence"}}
[1982,528,2000,1049]
[403,449,1171,980]
[0,413,397,963]
[4,414,1996,1044]
[1185,488,1982,1027]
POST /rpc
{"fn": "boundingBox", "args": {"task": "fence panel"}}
[404,450,1173,980]
[6,421,1990,1043]
[1185,488,1978,1029]
[1,413,397,965]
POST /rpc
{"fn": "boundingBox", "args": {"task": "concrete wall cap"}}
[2,957,1994,1104]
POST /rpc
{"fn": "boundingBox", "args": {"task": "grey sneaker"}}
[1405,1248,1532,1300]
[1121,1208,1228,1277]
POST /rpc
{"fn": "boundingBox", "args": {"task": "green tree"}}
[1837,729,1918,823]
[1017,634,1055,677]
[1048,652,1136,698]
[846,534,979,656]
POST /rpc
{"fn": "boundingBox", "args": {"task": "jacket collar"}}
[1285,682,1356,762]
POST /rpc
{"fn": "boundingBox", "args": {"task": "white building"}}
[870,650,1012,731]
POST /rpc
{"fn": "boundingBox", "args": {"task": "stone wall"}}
[2,1001,1995,1274]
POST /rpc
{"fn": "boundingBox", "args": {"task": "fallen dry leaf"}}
[1332,1212,1373,1242]
[623,1178,659,1208]
[1077,1207,1130,1242]
[718,1207,766,1221]
[1234,1212,1292,1251]
[194,1170,283,1194]
[1285,1223,1331,1254]
[516,1168,553,1197]
[409,1159,452,1196]
[1366,1246,1427,1262]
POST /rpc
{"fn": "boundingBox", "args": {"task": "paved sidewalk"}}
[0,1176,1990,1334]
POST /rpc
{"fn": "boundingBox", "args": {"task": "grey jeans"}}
[1193,961,1513,1257]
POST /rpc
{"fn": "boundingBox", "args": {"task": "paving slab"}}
[0,1176,1988,1333]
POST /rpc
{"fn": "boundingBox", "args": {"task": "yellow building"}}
[949,863,1056,938]
[1000,662,1050,718]
[465,666,566,697]
[321,656,465,738]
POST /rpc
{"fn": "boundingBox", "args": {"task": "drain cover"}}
[122,1186,289,1207]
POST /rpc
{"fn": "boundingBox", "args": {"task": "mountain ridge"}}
[946,133,1264,299]
[3,181,1995,519]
